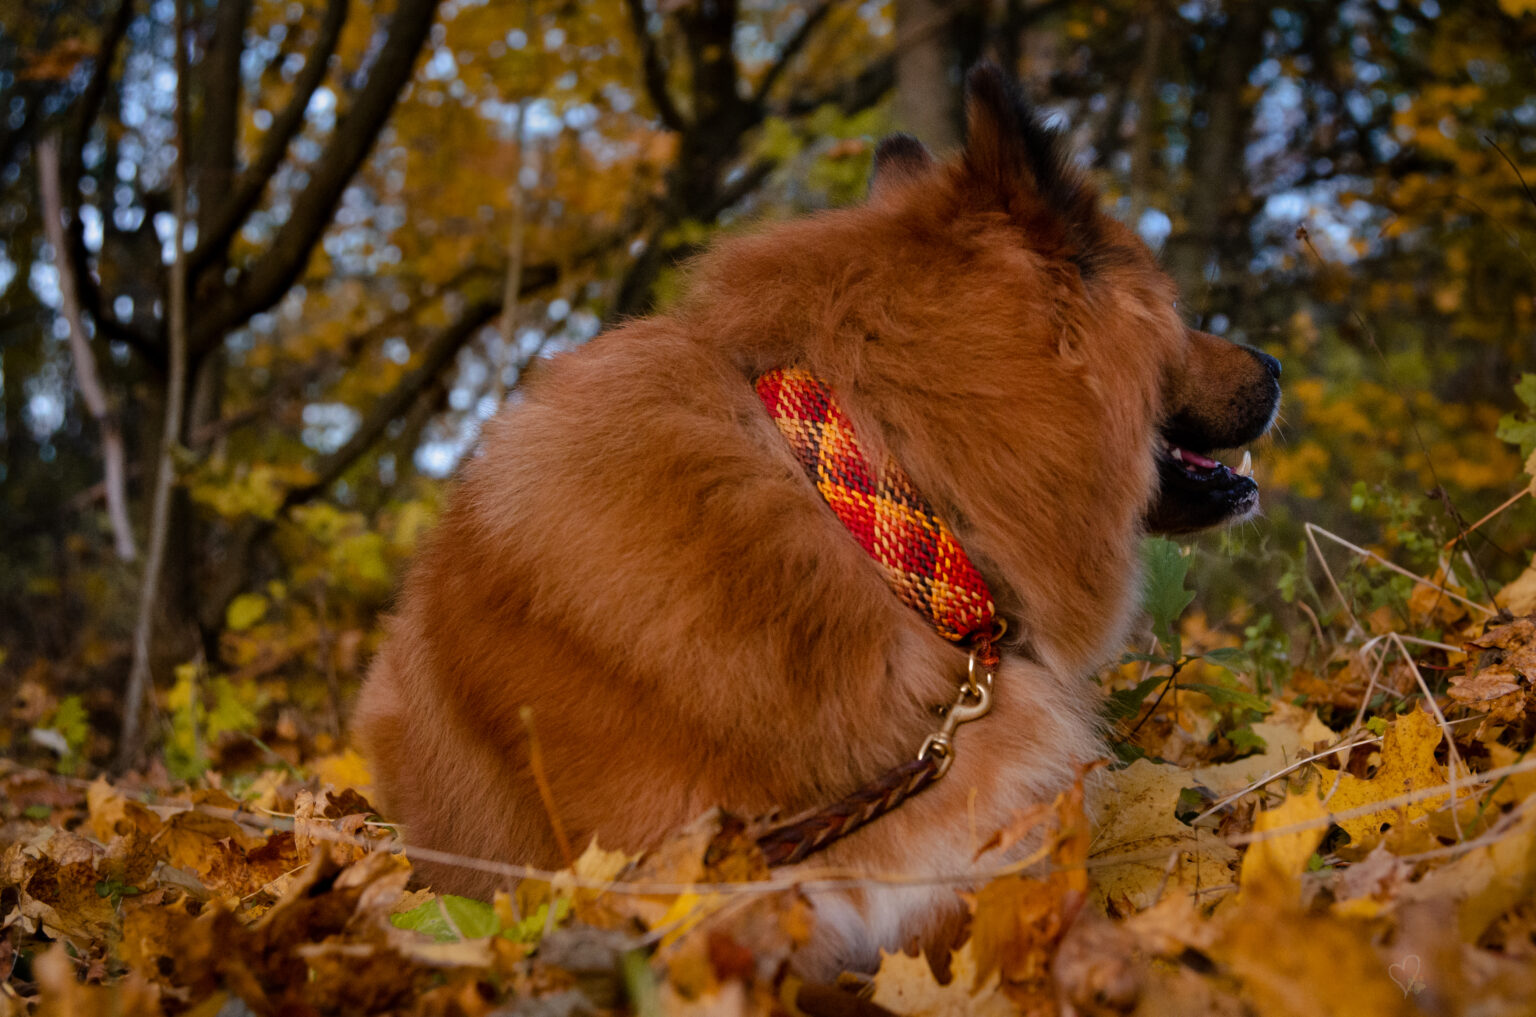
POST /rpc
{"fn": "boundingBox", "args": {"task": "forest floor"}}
[4,518,1536,1017]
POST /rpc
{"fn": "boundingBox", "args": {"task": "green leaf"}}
[1182,682,1272,713]
[506,899,571,943]
[1201,646,1250,667]
[1227,725,1268,758]
[23,804,51,820]
[1497,413,1536,460]
[49,695,89,754]
[391,895,501,941]
[1110,741,1148,767]
[1105,673,1170,721]
[1119,651,1173,665]
[1515,372,1536,411]
[1365,716,1389,736]
[390,895,570,944]
[621,948,664,1017]
[206,679,259,740]
[1175,786,1209,826]
[1140,537,1194,655]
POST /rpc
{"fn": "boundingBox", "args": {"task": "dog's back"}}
[354,309,965,895]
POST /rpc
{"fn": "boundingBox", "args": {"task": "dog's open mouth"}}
[1145,441,1260,534]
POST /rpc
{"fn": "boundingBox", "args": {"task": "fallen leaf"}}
[869,943,1014,1017]
[86,778,164,841]
[1396,799,1536,942]
[1320,708,1448,849]
[1237,790,1327,901]
[1495,559,1536,616]
[311,749,375,795]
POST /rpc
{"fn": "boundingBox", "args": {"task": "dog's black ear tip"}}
[876,133,927,157]
[874,134,932,170]
[965,61,1008,94]
[964,61,1028,121]
[870,133,935,197]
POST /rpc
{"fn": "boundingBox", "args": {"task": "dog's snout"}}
[1250,349,1281,381]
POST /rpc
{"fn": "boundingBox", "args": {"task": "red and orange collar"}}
[755,368,998,657]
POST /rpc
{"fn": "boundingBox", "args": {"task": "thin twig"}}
[36,134,137,562]
[1445,486,1531,553]
[1306,522,1496,618]
[118,0,192,770]
[1194,730,1381,825]
[520,706,575,868]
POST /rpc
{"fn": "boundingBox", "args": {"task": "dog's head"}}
[862,64,1280,538]
[694,63,1279,668]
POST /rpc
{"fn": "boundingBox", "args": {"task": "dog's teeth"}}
[1237,450,1253,478]
[1170,448,1184,462]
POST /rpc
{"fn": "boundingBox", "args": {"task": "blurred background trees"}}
[2,0,1534,771]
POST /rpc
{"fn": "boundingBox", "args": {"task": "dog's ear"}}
[868,133,935,199]
[962,63,1109,271]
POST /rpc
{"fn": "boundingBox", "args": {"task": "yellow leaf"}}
[1399,804,1536,942]
[1237,790,1327,901]
[1499,0,1536,14]
[312,748,374,793]
[1494,557,1536,615]
[224,592,268,632]
[1321,709,1448,848]
[568,837,638,886]
[869,942,1014,1017]
[1092,705,1333,911]
[655,891,714,949]
[1215,903,1417,1016]
[87,778,163,842]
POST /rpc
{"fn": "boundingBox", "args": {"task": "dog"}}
[354,64,1280,976]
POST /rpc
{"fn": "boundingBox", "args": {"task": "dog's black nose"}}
[1251,350,1281,380]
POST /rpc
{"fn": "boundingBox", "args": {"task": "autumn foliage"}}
[5,0,1536,1014]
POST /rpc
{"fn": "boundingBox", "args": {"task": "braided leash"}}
[752,369,1002,866]
[755,759,940,867]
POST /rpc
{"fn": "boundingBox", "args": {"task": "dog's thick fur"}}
[355,66,1279,975]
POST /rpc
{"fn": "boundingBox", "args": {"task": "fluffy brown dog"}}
[355,65,1280,975]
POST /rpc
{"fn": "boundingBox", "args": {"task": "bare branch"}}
[283,299,500,507]
[778,0,986,120]
[55,0,163,364]
[624,0,687,132]
[121,0,194,771]
[783,51,896,118]
[751,1,837,108]
[704,157,774,220]
[64,0,135,181]
[190,0,442,356]
[495,107,530,404]
[187,0,348,282]
[189,261,502,445]
[37,134,137,562]
[193,0,254,226]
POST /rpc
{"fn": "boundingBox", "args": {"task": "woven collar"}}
[755,367,997,650]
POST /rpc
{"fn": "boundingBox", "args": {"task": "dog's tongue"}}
[1173,447,1221,469]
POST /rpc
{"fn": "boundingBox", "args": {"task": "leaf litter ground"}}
[6,534,1536,1015]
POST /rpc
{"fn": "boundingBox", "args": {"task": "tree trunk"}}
[1127,0,1168,222]
[894,0,961,151]
[1162,2,1271,312]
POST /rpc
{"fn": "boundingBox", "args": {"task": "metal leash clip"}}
[917,645,996,778]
